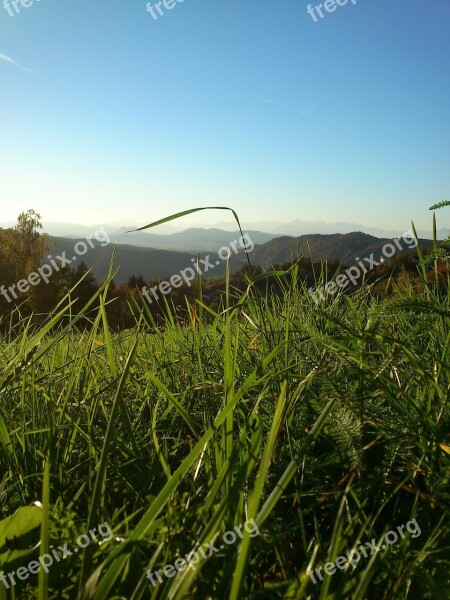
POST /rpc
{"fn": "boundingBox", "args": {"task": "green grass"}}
[0,209,449,599]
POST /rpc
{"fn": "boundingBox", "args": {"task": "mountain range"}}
[104,227,277,251]
[46,231,435,283]
[2,219,446,248]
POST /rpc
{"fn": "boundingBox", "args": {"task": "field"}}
[0,215,449,599]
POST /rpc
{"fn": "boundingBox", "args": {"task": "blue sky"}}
[0,0,449,232]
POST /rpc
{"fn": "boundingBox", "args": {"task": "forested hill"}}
[249,231,435,267]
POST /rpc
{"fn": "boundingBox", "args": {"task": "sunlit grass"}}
[0,208,449,599]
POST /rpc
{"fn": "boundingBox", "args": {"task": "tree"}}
[128,275,146,290]
[0,210,54,319]
[0,209,53,288]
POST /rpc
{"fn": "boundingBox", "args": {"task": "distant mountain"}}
[107,228,278,251]
[27,224,278,251]
[3,218,444,245]
[210,219,447,240]
[46,231,436,283]
[46,236,250,282]
[12,220,181,238]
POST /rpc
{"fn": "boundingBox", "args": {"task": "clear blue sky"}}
[1,0,449,231]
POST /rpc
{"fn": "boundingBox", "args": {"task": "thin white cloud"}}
[263,98,274,105]
[0,52,32,73]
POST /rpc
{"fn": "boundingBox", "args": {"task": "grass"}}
[0,208,449,599]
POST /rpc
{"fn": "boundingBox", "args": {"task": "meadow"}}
[0,207,449,599]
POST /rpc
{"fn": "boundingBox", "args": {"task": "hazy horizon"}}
[1,215,447,238]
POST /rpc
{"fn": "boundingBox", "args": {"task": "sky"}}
[0,0,449,233]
